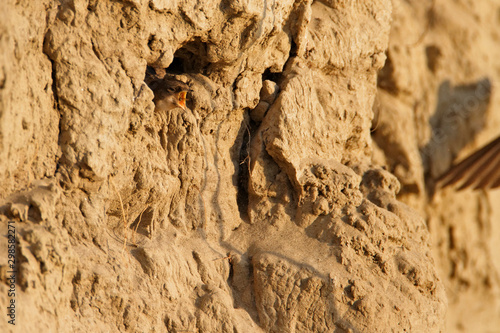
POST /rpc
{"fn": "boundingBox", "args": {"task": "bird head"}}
[149,77,190,112]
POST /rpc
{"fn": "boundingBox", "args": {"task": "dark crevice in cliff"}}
[171,39,211,74]
[166,55,186,74]
[236,116,258,221]
[262,67,283,84]
[42,33,64,178]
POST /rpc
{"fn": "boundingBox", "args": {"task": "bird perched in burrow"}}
[145,67,190,111]
[437,135,500,190]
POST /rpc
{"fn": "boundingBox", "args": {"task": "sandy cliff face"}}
[373,1,500,332]
[0,0,498,332]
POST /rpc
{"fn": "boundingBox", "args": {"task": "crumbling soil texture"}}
[1,0,499,332]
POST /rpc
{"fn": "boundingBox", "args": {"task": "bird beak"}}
[177,91,187,110]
